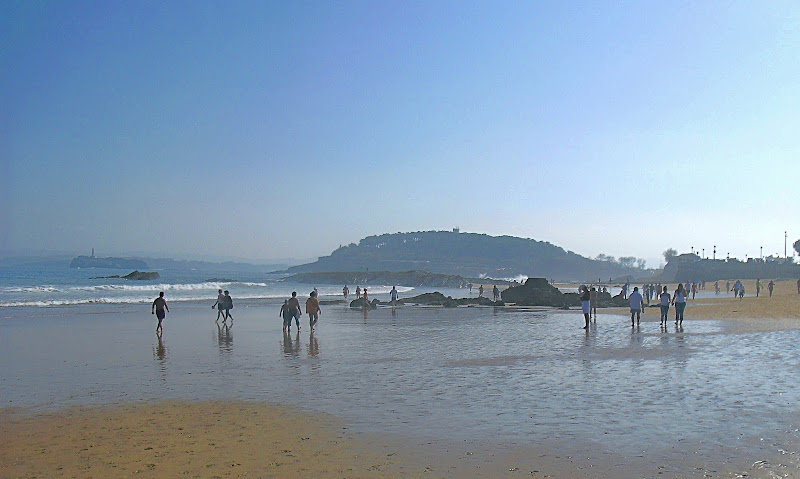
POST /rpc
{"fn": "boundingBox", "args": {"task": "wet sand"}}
[3,283,800,478]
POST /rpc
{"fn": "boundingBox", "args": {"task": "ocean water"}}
[0,263,419,308]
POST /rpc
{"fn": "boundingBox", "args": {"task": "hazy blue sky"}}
[3,1,799,266]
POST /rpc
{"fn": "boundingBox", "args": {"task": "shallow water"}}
[2,303,800,477]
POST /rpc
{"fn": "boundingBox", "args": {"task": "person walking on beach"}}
[355,286,361,299]
[672,283,687,325]
[715,281,720,294]
[492,285,499,301]
[580,286,591,329]
[629,286,644,326]
[390,286,399,306]
[590,286,598,320]
[280,300,292,332]
[305,291,321,331]
[756,279,762,297]
[223,290,233,322]
[212,289,225,322]
[287,292,302,330]
[343,285,350,301]
[726,281,731,294]
[478,285,484,297]
[659,286,671,326]
[151,291,169,333]
[768,280,775,297]
[468,283,473,294]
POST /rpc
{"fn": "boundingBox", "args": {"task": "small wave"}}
[2,285,63,293]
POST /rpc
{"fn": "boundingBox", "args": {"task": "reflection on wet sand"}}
[153,333,167,362]
[307,331,319,357]
[282,330,300,357]
[216,322,233,354]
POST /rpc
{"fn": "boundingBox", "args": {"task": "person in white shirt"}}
[629,286,644,326]
[659,286,671,326]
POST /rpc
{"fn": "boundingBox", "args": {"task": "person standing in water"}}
[478,285,484,297]
[355,286,361,299]
[305,291,321,331]
[672,283,687,325]
[343,285,350,300]
[390,286,399,306]
[151,291,169,333]
[589,286,598,320]
[629,286,644,326]
[579,286,591,329]
[287,292,302,331]
[659,286,671,326]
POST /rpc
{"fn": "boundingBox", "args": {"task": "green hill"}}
[286,231,643,281]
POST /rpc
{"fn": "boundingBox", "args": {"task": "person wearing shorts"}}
[580,286,591,329]
[287,292,302,331]
[629,286,644,326]
[151,291,169,333]
[305,290,321,331]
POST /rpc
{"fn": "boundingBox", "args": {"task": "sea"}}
[0,262,419,309]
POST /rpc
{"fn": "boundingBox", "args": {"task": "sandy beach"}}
[602,279,800,333]
[3,280,800,478]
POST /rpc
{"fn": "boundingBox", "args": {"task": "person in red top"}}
[305,291,321,331]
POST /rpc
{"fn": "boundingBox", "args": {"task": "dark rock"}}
[502,278,577,307]
[121,270,160,280]
[349,298,380,309]
[399,292,502,308]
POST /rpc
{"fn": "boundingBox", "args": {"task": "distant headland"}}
[70,255,148,270]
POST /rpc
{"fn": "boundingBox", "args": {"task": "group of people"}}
[579,282,690,330]
[212,289,234,322]
[280,290,321,333]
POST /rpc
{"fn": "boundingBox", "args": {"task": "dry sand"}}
[0,401,610,479]
[0,401,411,479]
[601,279,800,333]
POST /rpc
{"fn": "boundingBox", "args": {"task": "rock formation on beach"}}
[122,271,160,280]
[398,292,502,307]
[501,278,577,307]
[349,297,380,309]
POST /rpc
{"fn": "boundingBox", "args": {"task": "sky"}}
[2,1,799,267]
